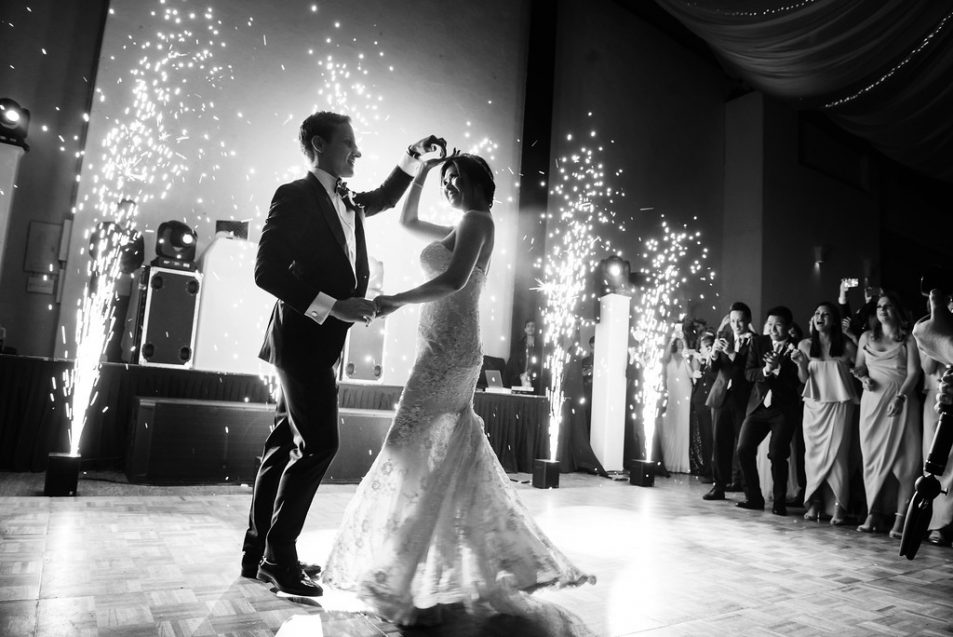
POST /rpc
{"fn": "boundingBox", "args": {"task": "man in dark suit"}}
[736,306,802,516]
[703,301,754,501]
[242,110,445,596]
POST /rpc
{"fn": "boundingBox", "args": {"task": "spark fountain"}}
[537,120,715,488]
[536,133,608,488]
[49,4,235,494]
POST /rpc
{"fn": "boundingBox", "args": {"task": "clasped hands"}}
[330,296,403,325]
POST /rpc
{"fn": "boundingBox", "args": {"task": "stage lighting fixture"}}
[152,220,198,271]
[0,98,30,150]
[597,255,631,295]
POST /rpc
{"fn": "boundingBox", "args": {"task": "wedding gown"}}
[321,241,593,629]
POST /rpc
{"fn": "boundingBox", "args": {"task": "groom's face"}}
[315,122,360,178]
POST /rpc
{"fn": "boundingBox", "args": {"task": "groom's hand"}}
[330,297,377,324]
[409,135,447,160]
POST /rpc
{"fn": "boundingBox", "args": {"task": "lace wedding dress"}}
[321,241,593,629]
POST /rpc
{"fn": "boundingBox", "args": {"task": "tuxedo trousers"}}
[737,404,797,504]
[712,394,745,488]
[243,365,339,565]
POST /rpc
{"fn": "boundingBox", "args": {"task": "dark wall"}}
[879,167,953,321]
[760,99,881,331]
[548,0,730,326]
[0,1,108,356]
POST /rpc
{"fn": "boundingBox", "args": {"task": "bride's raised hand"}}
[420,147,460,173]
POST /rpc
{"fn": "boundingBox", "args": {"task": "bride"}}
[320,151,593,627]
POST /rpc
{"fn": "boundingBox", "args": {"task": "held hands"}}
[409,135,448,162]
[373,295,402,318]
[331,297,377,324]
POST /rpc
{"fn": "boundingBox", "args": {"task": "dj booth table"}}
[0,355,550,476]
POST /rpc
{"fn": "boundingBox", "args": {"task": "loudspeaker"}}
[122,266,201,367]
[126,399,395,485]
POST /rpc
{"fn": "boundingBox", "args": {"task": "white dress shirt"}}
[305,154,419,324]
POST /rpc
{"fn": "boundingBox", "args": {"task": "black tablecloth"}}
[338,384,550,473]
[0,356,549,473]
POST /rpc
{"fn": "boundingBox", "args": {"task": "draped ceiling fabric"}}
[653,0,953,183]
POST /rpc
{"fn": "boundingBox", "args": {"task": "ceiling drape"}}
[654,0,953,182]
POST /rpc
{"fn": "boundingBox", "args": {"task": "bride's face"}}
[441,164,468,209]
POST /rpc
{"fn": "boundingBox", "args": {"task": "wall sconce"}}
[813,246,825,265]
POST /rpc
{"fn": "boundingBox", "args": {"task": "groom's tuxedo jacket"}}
[256,168,411,373]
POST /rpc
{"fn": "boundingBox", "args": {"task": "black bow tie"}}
[335,179,351,199]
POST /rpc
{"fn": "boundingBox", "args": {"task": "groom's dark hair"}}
[442,153,495,207]
[299,111,351,162]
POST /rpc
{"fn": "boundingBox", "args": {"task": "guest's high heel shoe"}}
[889,513,905,539]
[857,514,880,533]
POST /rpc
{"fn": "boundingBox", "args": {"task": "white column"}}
[590,293,630,471]
[0,144,26,276]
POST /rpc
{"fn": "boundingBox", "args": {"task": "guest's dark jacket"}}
[744,335,801,416]
[256,168,411,373]
[710,334,752,408]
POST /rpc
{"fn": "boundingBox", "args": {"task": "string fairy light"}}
[824,8,953,109]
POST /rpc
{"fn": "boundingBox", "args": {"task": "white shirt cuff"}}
[398,152,420,176]
[307,292,336,324]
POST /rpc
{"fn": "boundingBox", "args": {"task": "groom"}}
[243,110,445,596]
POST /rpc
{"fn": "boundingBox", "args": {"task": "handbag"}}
[705,371,728,409]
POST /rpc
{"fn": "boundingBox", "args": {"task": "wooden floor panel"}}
[2,471,953,636]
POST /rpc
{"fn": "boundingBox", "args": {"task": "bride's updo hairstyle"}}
[441,153,495,209]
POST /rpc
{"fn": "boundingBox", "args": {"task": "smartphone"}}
[843,278,859,289]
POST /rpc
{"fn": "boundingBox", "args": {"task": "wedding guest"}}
[690,331,716,480]
[703,302,754,501]
[921,348,953,546]
[793,302,858,525]
[853,292,921,537]
[737,306,801,516]
[838,279,880,344]
[503,319,543,393]
[660,333,693,473]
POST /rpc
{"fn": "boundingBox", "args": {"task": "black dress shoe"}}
[702,487,725,501]
[724,483,744,492]
[242,555,321,579]
[241,554,262,579]
[257,560,323,597]
[736,500,765,511]
[772,503,788,516]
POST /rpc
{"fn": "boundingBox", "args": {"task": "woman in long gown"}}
[793,302,858,524]
[660,334,692,473]
[853,292,921,537]
[321,152,593,628]
[922,354,953,546]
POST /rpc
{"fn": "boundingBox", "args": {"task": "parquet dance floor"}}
[2,471,952,636]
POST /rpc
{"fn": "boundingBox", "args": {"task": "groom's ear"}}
[311,135,325,155]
